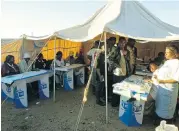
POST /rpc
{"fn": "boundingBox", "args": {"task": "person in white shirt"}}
[151,45,179,123]
[19,53,32,73]
[51,51,65,89]
[87,40,102,94]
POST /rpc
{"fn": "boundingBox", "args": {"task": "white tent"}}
[3,0,179,125]
[53,0,179,125]
[55,0,179,42]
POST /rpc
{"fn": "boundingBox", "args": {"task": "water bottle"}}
[155,120,178,131]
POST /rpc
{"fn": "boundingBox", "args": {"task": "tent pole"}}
[53,36,57,102]
[104,32,108,124]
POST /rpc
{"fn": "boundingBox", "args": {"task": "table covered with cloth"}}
[113,75,152,101]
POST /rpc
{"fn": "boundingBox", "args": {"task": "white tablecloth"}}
[113,75,152,101]
[55,64,85,71]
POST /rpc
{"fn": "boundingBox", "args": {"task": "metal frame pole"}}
[53,36,57,102]
[104,32,108,124]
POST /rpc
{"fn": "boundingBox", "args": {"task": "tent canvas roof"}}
[7,0,179,42]
[55,0,179,42]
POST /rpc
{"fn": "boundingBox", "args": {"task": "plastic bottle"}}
[155,120,178,131]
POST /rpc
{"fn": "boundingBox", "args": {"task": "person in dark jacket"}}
[35,53,47,69]
[1,55,20,77]
[75,50,85,64]
[108,37,131,107]
[96,44,106,106]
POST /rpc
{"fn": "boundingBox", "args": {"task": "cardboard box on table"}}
[119,95,145,127]
[56,64,85,91]
[113,75,151,127]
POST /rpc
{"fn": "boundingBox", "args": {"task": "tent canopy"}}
[55,0,179,42]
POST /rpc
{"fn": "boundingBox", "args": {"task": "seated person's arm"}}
[1,65,7,77]
[19,62,25,73]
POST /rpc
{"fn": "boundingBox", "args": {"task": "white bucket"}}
[155,121,178,131]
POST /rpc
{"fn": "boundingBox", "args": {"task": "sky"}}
[1,0,179,38]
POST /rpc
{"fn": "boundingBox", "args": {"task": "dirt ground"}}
[1,86,179,131]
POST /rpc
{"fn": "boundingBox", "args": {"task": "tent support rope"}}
[1,35,53,106]
[74,33,104,131]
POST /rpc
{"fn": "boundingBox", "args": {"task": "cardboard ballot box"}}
[119,96,145,127]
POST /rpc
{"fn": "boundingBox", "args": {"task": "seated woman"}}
[146,45,179,124]
[1,55,20,77]
[51,51,65,89]
[35,53,47,69]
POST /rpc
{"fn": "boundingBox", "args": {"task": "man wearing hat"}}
[19,52,39,99]
[19,52,32,73]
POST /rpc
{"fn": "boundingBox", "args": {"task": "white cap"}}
[23,53,31,59]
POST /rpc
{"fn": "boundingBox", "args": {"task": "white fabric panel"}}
[55,0,122,42]
[55,0,179,42]
[105,1,179,41]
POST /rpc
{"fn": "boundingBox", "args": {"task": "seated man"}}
[34,53,47,69]
[66,51,75,65]
[51,51,65,89]
[75,49,85,64]
[1,55,20,77]
[19,53,32,73]
[19,53,39,100]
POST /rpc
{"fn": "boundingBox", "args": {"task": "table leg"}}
[1,83,15,102]
[75,67,85,86]
[14,81,28,108]
[38,74,49,99]
[64,69,74,91]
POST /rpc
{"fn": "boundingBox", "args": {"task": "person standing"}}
[95,44,106,106]
[108,37,131,107]
[107,37,117,55]
[127,38,137,74]
[107,37,117,100]
[87,40,101,94]
[152,45,179,124]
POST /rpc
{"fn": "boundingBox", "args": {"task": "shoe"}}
[96,101,106,106]
[56,84,61,90]
[101,97,112,103]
